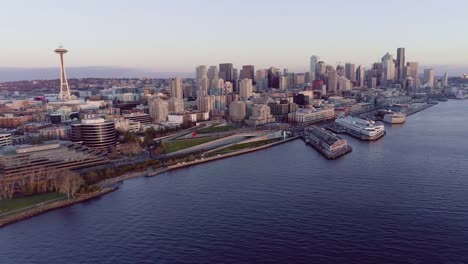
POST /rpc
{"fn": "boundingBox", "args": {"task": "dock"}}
[326,122,385,141]
[302,126,352,159]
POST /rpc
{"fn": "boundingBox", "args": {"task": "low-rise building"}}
[0,133,12,147]
[288,108,335,123]
[245,105,275,126]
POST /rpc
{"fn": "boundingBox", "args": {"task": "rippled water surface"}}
[1,101,468,264]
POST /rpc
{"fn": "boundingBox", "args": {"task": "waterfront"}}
[1,100,468,263]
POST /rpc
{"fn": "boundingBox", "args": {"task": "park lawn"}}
[196,124,238,134]
[210,138,281,155]
[0,192,66,215]
[162,136,220,153]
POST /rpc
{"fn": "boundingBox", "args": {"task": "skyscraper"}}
[406,62,419,83]
[207,66,219,82]
[197,77,209,97]
[381,53,396,86]
[310,55,320,82]
[356,65,365,87]
[240,65,255,83]
[169,77,183,99]
[345,63,356,82]
[219,63,234,82]
[396,48,406,81]
[279,76,288,90]
[54,46,71,101]
[336,64,345,76]
[196,65,208,80]
[327,70,337,94]
[424,69,435,88]
[316,61,326,81]
[443,72,448,87]
[239,78,253,100]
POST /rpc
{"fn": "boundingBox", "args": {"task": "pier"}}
[302,126,352,159]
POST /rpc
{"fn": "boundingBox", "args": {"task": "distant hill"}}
[1,65,466,82]
[0,67,194,82]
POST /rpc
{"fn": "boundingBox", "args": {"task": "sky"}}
[1,0,467,78]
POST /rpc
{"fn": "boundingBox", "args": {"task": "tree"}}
[57,170,85,198]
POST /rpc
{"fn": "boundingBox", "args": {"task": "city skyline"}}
[1,0,468,77]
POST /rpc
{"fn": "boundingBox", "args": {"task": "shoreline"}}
[146,136,301,177]
[0,136,299,228]
[101,136,300,185]
[0,188,117,229]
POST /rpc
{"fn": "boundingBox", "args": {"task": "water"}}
[1,101,468,264]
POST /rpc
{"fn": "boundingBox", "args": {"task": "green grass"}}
[196,124,238,134]
[162,137,219,153]
[0,192,66,215]
[210,138,281,155]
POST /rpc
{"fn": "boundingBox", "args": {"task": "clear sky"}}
[1,0,467,73]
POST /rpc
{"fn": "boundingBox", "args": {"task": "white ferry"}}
[336,116,385,140]
[381,110,406,124]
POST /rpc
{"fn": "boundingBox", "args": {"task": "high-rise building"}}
[424,68,435,88]
[54,46,71,101]
[229,101,247,122]
[169,77,183,99]
[316,61,327,81]
[356,65,365,87]
[197,77,209,97]
[71,118,116,151]
[168,98,184,114]
[443,72,449,87]
[345,63,356,82]
[279,76,288,90]
[239,78,253,100]
[148,97,169,123]
[396,48,406,81]
[382,53,396,86]
[219,63,234,82]
[240,65,255,84]
[208,66,219,82]
[406,62,419,83]
[294,73,306,87]
[197,95,215,113]
[336,65,345,76]
[196,65,208,80]
[327,70,337,94]
[310,55,320,81]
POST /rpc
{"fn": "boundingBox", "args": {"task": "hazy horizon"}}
[0,64,466,83]
[1,0,468,76]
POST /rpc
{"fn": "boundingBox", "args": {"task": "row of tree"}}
[0,168,85,200]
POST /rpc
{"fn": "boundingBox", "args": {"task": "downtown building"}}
[169,77,183,100]
[245,105,275,126]
[288,108,335,124]
[148,96,169,123]
[71,118,117,151]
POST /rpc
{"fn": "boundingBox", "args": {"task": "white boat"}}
[382,111,406,124]
[336,116,385,140]
[456,90,466,100]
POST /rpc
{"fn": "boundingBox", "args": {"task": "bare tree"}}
[58,170,85,198]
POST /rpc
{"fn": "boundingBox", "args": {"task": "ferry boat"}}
[456,90,466,100]
[376,110,406,124]
[335,116,385,141]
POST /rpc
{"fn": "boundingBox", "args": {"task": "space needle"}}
[54,46,71,101]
